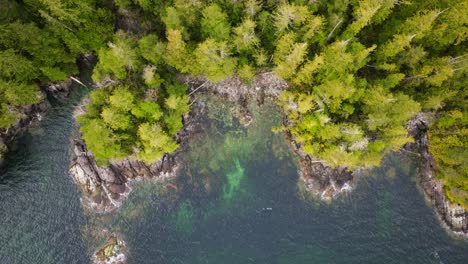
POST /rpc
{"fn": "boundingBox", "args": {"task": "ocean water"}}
[0,93,467,264]
[0,87,91,263]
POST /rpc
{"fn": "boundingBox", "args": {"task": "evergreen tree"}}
[194,39,237,82]
[201,4,231,41]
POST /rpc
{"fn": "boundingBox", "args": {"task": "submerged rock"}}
[180,73,288,128]
[406,113,468,236]
[184,73,357,200]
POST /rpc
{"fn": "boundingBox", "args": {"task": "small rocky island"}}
[94,235,127,264]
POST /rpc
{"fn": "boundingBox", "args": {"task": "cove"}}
[1,93,467,263]
[85,95,468,263]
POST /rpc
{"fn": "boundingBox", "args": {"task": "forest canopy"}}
[0,0,113,128]
[1,0,466,205]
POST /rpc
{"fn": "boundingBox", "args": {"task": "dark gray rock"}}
[406,113,468,236]
[68,95,206,213]
[0,96,51,159]
[288,131,355,200]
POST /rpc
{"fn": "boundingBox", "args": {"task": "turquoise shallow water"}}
[0,94,467,264]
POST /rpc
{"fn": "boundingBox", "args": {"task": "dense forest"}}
[0,0,466,207]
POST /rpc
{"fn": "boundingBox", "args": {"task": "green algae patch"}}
[175,201,195,235]
[223,159,246,201]
[185,95,295,210]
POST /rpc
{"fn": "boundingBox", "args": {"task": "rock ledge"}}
[406,113,468,236]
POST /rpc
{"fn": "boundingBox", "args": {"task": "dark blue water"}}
[118,99,468,264]
[0,95,467,264]
[0,87,91,263]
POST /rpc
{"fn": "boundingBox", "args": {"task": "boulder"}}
[108,183,126,194]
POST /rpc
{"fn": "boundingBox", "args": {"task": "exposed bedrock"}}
[181,73,288,127]
[0,54,95,163]
[93,234,127,264]
[69,100,205,213]
[184,73,356,200]
[70,139,184,212]
[285,131,356,201]
[406,113,467,236]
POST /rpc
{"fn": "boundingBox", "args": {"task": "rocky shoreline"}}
[0,96,49,163]
[0,79,78,164]
[70,72,358,216]
[0,54,94,164]
[183,74,356,200]
[69,101,204,213]
[406,113,468,237]
[70,73,289,263]
[286,131,356,201]
[70,73,288,213]
[68,73,465,264]
[93,234,127,264]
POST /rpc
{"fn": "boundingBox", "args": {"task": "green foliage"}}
[0,0,113,132]
[273,3,309,34]
[0,81,41,107]
[164,29,193,73]
[233,19,260,53]
[194,39,237,82]
[238,63,255,84]
[93,32,140,81]
[142,65,163,88]
[79,118,132,165]
[4,0,465,195]
[78,81,188,165]
[0,50,39,82]
[162,7,184,32]
[201,4,231,41]
[138,35,165,66]
[131,101,163,122]
[340,0,385,39]
[137,123,179,163]
[429,111,468,209]
[273,34,308,80]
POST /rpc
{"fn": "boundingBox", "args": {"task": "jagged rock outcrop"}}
[0,54,95,163]
[0,98,50,162]
[406,113,468,236]
[70,139,184,212]
[286,131,355,201]
[43,79,75,101]
[180,73,288,127]
[69,100,205,213]
[93,235,127,264]
[180,72,288,103]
